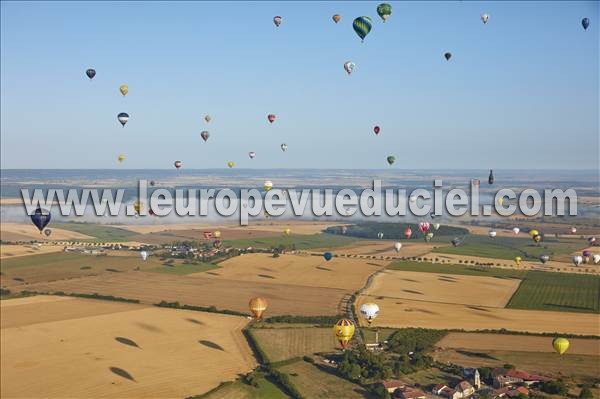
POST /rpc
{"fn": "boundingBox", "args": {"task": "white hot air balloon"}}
[394,242,402,252]
[359,303,380,325]
[140,251,148,261]
[249,151,256,159]
[481,13,489,24]
[592,254,600,264]
[512,227,520,235]
[281,143,288,152]
[572,255,583,266]
[343,61,355,75]
[433,223,440,231]
[488,230,497,238]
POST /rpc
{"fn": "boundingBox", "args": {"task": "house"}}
[432,385,460,399]
[505,369,551,385]
[393,386,427,399]
[381,380,404,393]
[506,387,529,397]
[493,375,523,389]
[432,384,449,395]
[454,380,475,398]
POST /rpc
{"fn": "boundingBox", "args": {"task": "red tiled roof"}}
[382,380,404,389]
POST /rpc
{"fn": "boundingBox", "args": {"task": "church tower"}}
[474,369,481,389]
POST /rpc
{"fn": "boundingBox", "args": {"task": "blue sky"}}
[1,1,598,169]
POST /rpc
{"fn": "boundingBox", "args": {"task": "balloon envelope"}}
[323,252,333,261]
[374,126,380,135]
[404,227,412,239]
[268,114,276,123]
[119,85,128,96]
[514,256,522,266]
[333,319,355,349]
[394,242,402,252]
[249,297,268,320]
[360,303,380,324]
[481,13,489,24]
[44,228,52,237]
[353,16,372,41]
[386,155,395,165]
[117,112,129,127]
[512,227,520,235]
[344,61,355,75]
[281,143,288,152]
[86,68,96,79]
[201,131,209,142]
[140,251,148,261]
[592,254,600,264]
[552,337,569,355]
[539,254,550,264]
[174,160,182,169]
[376,3,392,22]
[582,18,590,30]
[31,207,51,232]
[444,52,452,61]
[227,161,235,168]
[117,154,125,163]
[273,16,282,27]
[263,180,273,191]
[572,255,583,266]
[249,151,256,159]
[332,14,341,23]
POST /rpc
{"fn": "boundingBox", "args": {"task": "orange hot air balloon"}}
[249,297,268,320]
[333,319,355,349]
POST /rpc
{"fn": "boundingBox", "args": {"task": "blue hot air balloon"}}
[323,252,333,261]
[582,18,590,30]
[30,207,51,233]
[353,16,372,42]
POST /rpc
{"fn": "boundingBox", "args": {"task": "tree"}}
[371,384,390,399]
[579,387,593,398]
[540,380,568,395]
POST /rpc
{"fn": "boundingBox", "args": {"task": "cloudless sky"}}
[1,1,598,169]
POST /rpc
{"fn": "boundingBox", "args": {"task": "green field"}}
[324,222,468,242]
[149,261,219,275]
[278,360,371,399]
[200,379,289,399]
[251,327,339,362]
[507,271,600,313]
[52,223,137,242]
[432,234,581,261]
[224,233,357,250]
[387,260,526,279]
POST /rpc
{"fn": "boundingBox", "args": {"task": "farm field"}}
[1,244,65,259]
[202,380,289,399]
[0,222,94,242]
[355,295,600,335]
[436,332,600,356]
[278,360,371,399]
[149,262,219,275]
[387,260,527,277]
[52,223,138,242]
[364,270,520,307]
[223,233,358,250]
[204,253,386,290]
[331,240,438,258]
[21,272,347,316]
[1,296,256,398]
[251,327,339,362]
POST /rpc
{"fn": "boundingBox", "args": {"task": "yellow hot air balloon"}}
[514,256,522,266]
[283,228,291,236]
[119,84,128,96]
[227,161,235,168]
[133,201,143,215]
[533,234,542,243]
[529,229,539,237]
[263,180,273,191]
[117,154,125,163]
[497,197,504,206]
[249,297,267,320]
[214,230,221,238]
[333,319,355,349]
[552,337,569,355]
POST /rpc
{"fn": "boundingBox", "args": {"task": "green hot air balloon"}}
[353,16,372,42]
[386,155,396,166]
[377,3,392,22]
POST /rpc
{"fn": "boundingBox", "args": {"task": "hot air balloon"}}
[150,180,156,187]
[214,230,221,238]
[529,229,539,238]
[514,256,522,266]
[481,13,489,24]
[377,232,384,239]
[267,114,276,124]
[204,115,211,123]
[86,68,96,80]
[588,237,597,246]
[213,239,222,248]
[173,160,182,169]
[539,254,550,264]
[43,228,52,237]
[433,223,440,231]
[572,255,583,266]
[571,227,577,234]
[582,18,590,30]
[451,237,461,247]
[374,126,380,135]
[283,228,291,236]
[386,156,395,166]
[425,232,434,242]
[119,85,128,96]
[201,131,209,142]
[263,180,273,191]
[353,16,372,42]
[512,227,520,235]
[117,154,125,163]
[533,234,542,244]
[133,201,143,215]
[404,227,412,239]
[332,14,341,24]
[488,230,497,238]
[333,319,355,349]
[30,207,51,233]
[118,112,129,127]
[444,52,452,61]
[394,242,402,252]
[488,170,494,184]
[249,151,256,159]
[583,250,591,263]
[359,303,380,325]
[418,222,430,234]
[323,252,333,261]
[280,143,288,152]
[249,297,268,320]
[552,337,570,355]
[592,254,600,264]
[227,161,235,168]
[344,61,355,75]
[376,3,392,22]
[140,251,148,261]
[273,16,282,27]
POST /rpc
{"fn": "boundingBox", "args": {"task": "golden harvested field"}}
[1,296,256,399]
[22,272,346,316]
[364,270,520,307]
[203,253,385,290]
[355,296,600,335]
[251,327,339,362]
[436,332,600,356]
[0,223,94,241]
[1,244,65,259]
[334,240,438,257]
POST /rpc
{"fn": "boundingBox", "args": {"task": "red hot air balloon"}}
[418,222,430,234]
[404,227,412,239]
[373,126,380,135]
[267,114,276,123]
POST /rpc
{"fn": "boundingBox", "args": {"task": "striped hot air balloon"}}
[353,16,372,42]
[333,319,355,349]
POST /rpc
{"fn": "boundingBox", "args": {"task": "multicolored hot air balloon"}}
[249,297,268,320]
[344,61,355,75]
[86,68,96,80]
[281,143,288,152]
[394,242,402,252]
[119,84,128,96]
[174,160,182,169]
[333,319,355,349]
[425,232,434,242]
[249,151,256,159]
[451,237,462,247]
[374,126,380,135]
[332,14,341,24]
[404,227,412,239]
[268,114,276,123]
[273,16,282,27]
[30,207,51,233]
[44,228,52,237]
[118,112,129,127]
[360,303,380,325]
[444,52,452,61]
[418,222,430,234]
[481,13,489,24]
[514,256,522,266]
[582,18,590,30]
[377,232,384,239]
[588,236,597,246]
[227,161,235,168]
[133,201,143,215]
[386,155,396,166]
[533,234,542,244]
[539,254,550,264]
[201,131,209,142]
[353,16,372,42]
[323,252,333,261]
[376,3,392,22]
[263,180,273,191]
[552,337,569,355]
